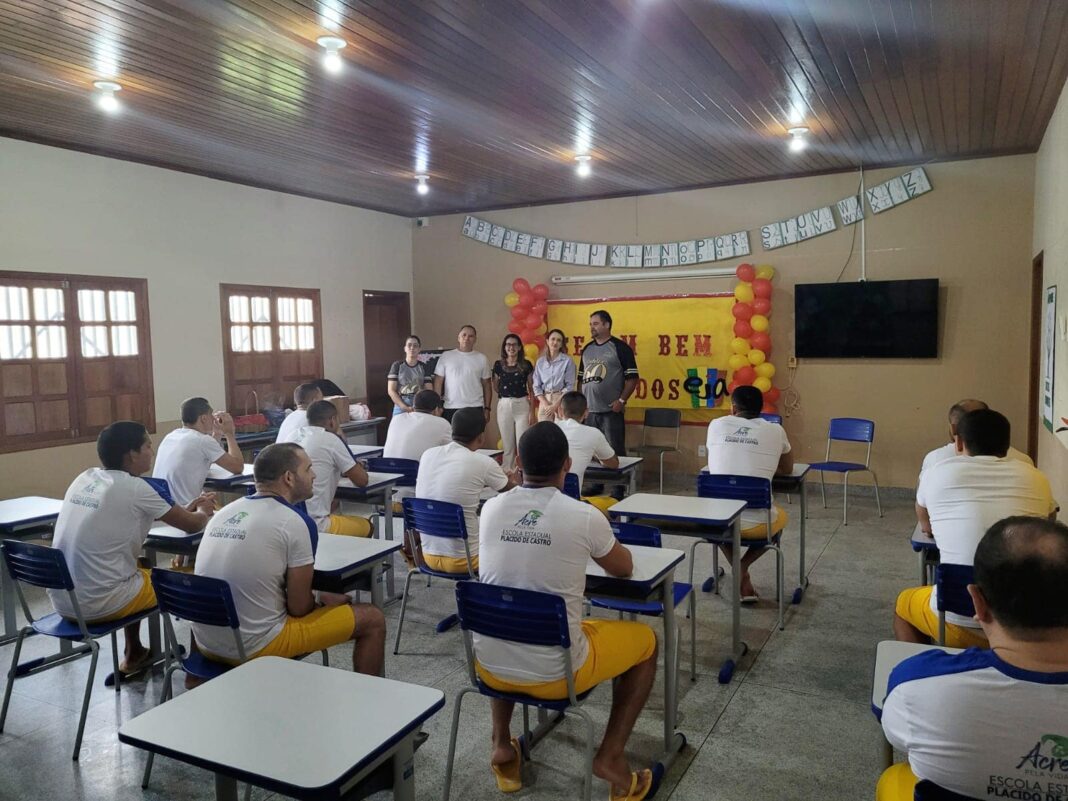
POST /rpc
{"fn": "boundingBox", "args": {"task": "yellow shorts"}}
[740,504,788,540]
[476,619,656,700]
[895,586,988,649]
[422,552,478,574]
[91,568,156,623]
[252,604,356,659]
[582,496,618,516]
[876,763,917,801]
[327,514,373,537]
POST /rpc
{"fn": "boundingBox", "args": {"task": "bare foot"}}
[118,648,152,675]
[184,674,207,690]
[491,741,518,766]
[593,754,640,796]
[739,573,758,599]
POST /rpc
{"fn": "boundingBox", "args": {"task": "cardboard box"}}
[324,395,351,423]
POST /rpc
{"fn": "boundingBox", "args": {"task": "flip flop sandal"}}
[610,769,653,801]
[491,737,523,793]
[741,593,760,605]
[118,652,155,678]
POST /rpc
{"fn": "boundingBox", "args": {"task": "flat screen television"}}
[794,279,939,358]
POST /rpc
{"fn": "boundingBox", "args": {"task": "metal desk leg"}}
[655,570,685,777]
[380,488,398,602]
[917,550,927,586]
[792,478,809,605]
[1,566,18,645]
[628,468,638,497]
[719,519,748,684]
[882,737,893,769]
[213,773,238,801]
[392,735,417,801]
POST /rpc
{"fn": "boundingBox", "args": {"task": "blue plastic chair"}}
[589,523,697,681]
[443,581,597,801]
[563,472,581,499]
[395,498,476,654]
[366,456,419,490]
[697,474,788,633]
[935,563,976,646]
[0,540,158,760]
[759,413,782,424]
[808,417,883,524]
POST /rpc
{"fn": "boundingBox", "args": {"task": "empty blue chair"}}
[0,540,158,760]
[395,498,476,654]
[589,522,697,680]
[366,456,419,506]
[563,472,581,499]
[935,563,976,646]
[809,417,883,524]
[759,412,782,424]
[443,581,597,801]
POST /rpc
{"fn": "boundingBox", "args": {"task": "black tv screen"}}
[794,279,939,358]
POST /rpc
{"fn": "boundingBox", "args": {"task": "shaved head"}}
[948,399,988,431]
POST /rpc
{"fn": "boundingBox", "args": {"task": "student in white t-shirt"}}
[276,382,323,443]
[896,409,1055,648]
[705,386,792,602]
[193,443,385,675]
[432,324,491,422]
[49,421,212,675]
[383,389,451,461]
[477,422,657,800]
[917,398,1032,486]
[877,516,1068,801]
[291,401,372,536]
[152,397,244,506]
[413,408,516,573]
[554,390,618,514]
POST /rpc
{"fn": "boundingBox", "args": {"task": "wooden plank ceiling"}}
[2,1,1066,217]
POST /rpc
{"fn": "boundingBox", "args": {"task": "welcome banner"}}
[547,293,737,425]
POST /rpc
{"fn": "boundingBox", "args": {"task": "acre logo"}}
[1015,734,1068,774]
[514,511,543,528]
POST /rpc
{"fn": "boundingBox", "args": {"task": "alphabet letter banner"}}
[547,293,737,424]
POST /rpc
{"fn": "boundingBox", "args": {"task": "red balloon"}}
[734,366,756,385]
[735,263,756,282]
[752,297,772,316]
[512,278,531,294]
[531,301,548,316]
[733,320,753,338]
[750,332,772,352]
[532,283,549,300]
[507,319,524,334]
[731,302,754,321]
[516,292,534,309]
[762,402,778,414]
[533,334,546,349]
[520,329,537,344]
[525,313,543,329]
[510,305,527,319]
[765,387,781,403]
[726,381,739,395]
[751,278,773,299]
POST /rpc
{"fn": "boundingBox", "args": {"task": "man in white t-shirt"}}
[476,422,657,799]
[705,386,793,602]
[193,443,385,675]
[917,398,1032,484]
[276,382,323,443]
[896,409,1055,648]
[554,390,619,514]
[152,397,244,506]
[876,516,1068,801]
[291,401,372,536]
[413,408,516,572]
[383,389,451,461]
[49,421,212,675]
[432,324,491,422]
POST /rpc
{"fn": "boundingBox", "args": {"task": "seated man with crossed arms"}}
[896,409,1054,648]
[292,400,372,536]
[476,422,657,800]
[554,390,619,514]
[877,516,1068,801]
[276,382,323,443]
[193,443,385,674]
[153,396,244,506]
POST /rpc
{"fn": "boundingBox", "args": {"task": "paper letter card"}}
[836,195,864,226]
[761,207,836,251]
[501,229,518,252]
[866,167,932,214]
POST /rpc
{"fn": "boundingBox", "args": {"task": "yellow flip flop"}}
[491,738,523,793]
[610,769,653,801]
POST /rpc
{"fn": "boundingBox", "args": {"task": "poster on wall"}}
[1044,285,1056,432]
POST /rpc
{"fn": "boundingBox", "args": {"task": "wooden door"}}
[1028,252,1044,462]
[363,291,412,425]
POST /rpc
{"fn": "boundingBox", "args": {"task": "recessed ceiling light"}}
[92,80,122,113]
[415,174,429,195]
[574,155,592,178]
[316,36,347,74]
[787,126,809,153]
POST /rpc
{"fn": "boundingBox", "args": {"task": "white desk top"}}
[586,544,684,586]
[871,640,961,710]
[349,444,384,458]
[147,522,202,540]
[609,493,746,526]
[0,496,63,529]
[119,657,444,795]
[314,533,401,574]
[911,523,937,548]
[338,472,405,493]
[587,455,643,473]
[205,463,255,486]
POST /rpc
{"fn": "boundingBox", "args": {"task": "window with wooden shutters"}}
[220,284,323,416]
[0,271,154,453]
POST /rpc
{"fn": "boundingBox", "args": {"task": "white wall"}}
[0,137,413,496]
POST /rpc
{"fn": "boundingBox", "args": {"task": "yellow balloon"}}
[730,337,750,354]
[750,314,769,332]
[755,362,776,379]
[747,348,766,366]
[755,265,776,281]
[728,354,749,371]
[523,343,539,362]
[733,283,755,303]
[754,376,772,392]
[497,438,503,449]
[504,291,520,307]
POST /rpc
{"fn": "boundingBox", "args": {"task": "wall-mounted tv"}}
[794,279,939,358]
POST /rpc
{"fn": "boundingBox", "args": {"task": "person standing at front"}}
[387,335,432,415]
[493,334,536,472]
[533,328,577,422]
[578,310,638,458]
[433,324,492,423]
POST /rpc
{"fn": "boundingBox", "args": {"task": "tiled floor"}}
[0,476,913,800]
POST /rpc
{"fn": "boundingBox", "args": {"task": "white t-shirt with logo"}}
[414,442,509,558]
[880,648,1068,799]
[152,427,226,506]
[291,426,356,530]
[556,417,615,486]
[706,415,791,527]
[918,441,1033,484]
[433,349,491,409]
[276,409,308,443]
[192,495,316,659]
[916,455,1054,626]
[48,469,173,621]
[383,411,452,461]
[475,486,616,683]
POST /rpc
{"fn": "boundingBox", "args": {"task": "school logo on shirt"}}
[723,426,759,446]
[501,510,551,546]
[70,477,105,510]
[224,511,249,526]
[514,510,543,527]
[208,510,249,541]
[1016,733,1068,772]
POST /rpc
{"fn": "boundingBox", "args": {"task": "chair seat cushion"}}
[32,608,157,640]
[474,680,593,711]
[810,460,867,473]
[589,582,693,616]
[180,651,233,681]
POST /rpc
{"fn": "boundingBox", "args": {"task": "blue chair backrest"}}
[563,473,581,499]
[455,581,570,648]
[610,522,661,548]
[935,563,976,618]
[366,457,419,487]
[1,540,73,591]
[697,473,772,510]
[150,568,240,629]
[828,417,875,443]
[403,498,468,539]
[760,413,782,425]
